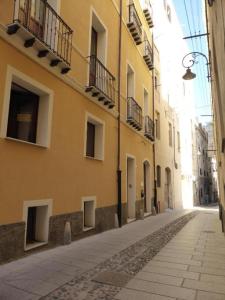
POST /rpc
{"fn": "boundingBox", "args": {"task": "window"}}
[82,197,96,231]
[127,64,135,98]
[1,66,53,147]
[143,89,148,116]
[166,5,171,22]
[155,112,160,139]
[177,131,180,152]
[86,122,95,157]
[90,10,107,64]
[85,113,104,160]
[7,83,39,143]
[23,199,52,250]
[156,165,161,187]
[169,122,172,146]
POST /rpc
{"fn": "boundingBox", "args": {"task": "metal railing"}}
[144,115,154,140]
[13,0,73,65]
[128,3,142,38]
[127,97,142,129]
[89,55,116,104]
[144,39,153,61]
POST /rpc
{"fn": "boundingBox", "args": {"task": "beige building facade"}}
[206,0,225,232]
[0,0,158,262]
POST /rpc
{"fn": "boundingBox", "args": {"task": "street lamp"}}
[182,52,211,81]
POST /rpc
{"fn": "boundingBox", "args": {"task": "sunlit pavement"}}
[0,207,224,300]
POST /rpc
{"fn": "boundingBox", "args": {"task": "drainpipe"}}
[117,0,123,227]
[152,33,158,213]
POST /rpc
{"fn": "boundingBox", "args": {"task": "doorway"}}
[165,167,172,209]
[127,156,136,220]
[143,161,151,213]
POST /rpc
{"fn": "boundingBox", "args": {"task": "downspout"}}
[117,0,123,227]
[152,34,158,212]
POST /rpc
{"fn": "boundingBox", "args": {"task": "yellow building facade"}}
[206,0,225,233]
[0,0,155,262]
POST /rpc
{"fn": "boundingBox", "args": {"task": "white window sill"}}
[25,241,48,251]
[5,137,48,148]
[85,155,103,161]
[83,226,94,232]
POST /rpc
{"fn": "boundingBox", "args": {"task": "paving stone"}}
[158,251,192,259]
[115,288,175,300]
[93,271,132,287]
[193,255,225,264]
[200,273,225,284]
[0,283,39,300]
[3,279,58,296]
[135,271,183,286]
[153,255,202,266]
[147,260,188,270]
[183,278,225,294]
[126,278,196,300]
[202,261,225,270]
[142,265,199,280]
[197,291,225,300]
[189,266,225,276]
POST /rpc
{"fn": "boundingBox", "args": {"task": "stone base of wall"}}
[0,202,152,263]
[0,222,25,264]
[220,203,225,233]
[49,211,83,245]
[136,199,144,219]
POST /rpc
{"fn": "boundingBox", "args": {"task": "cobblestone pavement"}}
[42,211,197,300]
[1,208,224,300]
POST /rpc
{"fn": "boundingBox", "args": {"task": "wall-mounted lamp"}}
[182,52,211,82]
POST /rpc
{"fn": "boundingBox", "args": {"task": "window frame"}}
[1,66,53,148]
[84,112,105,161]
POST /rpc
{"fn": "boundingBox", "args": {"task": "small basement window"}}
[25,205,49,250]
[7,83,39,143]
[83,199,95,231]
[85,113,104,160]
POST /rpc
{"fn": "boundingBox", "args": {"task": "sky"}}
[172,0,212,125]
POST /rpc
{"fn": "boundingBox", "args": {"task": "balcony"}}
[143,39,154,70]
[144,115,154,141]
[127,97,142,131]
[85,55,116,109]
[143,1,154,28]
[7,0,73,74]
[127,4,142,45]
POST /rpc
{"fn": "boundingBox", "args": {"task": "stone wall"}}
[49,211,83,245]
[0,222,25,264]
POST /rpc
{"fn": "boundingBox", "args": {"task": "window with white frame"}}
[1,67,53,147]
[85,113,104,160]
[23,199,52,250]
[82,197,96,231]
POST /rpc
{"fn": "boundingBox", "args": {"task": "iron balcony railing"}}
[128,3,142,39]
[88,55,116,106]
[144,115,154,141]
[12,0,73,65]
[127,97,142,130]
[143,38,154,69]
